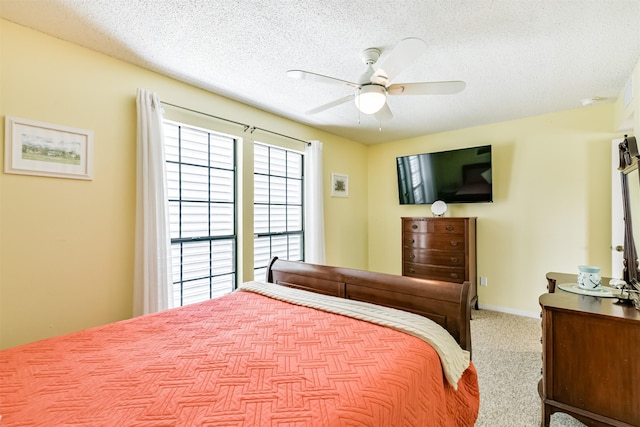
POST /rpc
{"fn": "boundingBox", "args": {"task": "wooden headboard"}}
[266,257,472,355]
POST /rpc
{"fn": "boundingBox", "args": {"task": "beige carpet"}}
[471,309,585,427]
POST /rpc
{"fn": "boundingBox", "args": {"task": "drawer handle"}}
[409,268,415,273]
[450,273,459,279]
[450,241,459,247]
[409,254,415,259]
[412,224,418,230]
[451,257,459,263]
[409,239,415,244]
[445,225,453,231]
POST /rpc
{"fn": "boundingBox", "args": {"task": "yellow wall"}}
[0,20,368,349]
[368,104,618,315]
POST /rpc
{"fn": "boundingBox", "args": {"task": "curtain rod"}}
[161,101,310,146]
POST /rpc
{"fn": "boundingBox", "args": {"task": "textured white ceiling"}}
[1,0,640,144]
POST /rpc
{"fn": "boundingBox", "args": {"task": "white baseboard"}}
[477,303,540,319]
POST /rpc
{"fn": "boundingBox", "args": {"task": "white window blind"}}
[253,143,304,280]
[164,121,237,306]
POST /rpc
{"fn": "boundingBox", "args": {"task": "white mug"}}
[577,265,602,290]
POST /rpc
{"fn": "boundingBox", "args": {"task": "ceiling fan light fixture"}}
[355,85,386,114]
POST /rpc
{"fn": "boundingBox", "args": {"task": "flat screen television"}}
[396,145,493,204]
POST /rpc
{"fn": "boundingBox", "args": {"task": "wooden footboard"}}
[266,257,472,355]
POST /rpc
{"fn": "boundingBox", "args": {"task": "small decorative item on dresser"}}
[608,279,640,307]
[624,282,640,310]
[430,200,447,217]
[577,265,601,290]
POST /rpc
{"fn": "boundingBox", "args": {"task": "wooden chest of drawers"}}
[401,217,478,309]
[540,273,640,426]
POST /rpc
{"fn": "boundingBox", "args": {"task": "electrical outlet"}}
[480,277,488,287]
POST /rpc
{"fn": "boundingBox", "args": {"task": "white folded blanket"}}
[239,280,470,389]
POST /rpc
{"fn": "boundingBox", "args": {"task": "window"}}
[164,121,237,307]
[253,143,304,280]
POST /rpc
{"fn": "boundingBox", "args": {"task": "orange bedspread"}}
[1,290,479,426]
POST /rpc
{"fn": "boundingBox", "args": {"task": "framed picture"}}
[331,173,349,197]
[4,116,94,180]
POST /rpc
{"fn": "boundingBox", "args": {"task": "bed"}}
[0,258,479,426]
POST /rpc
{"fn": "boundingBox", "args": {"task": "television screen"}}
[396,145,493,204]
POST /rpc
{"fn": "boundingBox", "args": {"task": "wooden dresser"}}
[401,217,477,309]
[540,272,640,427]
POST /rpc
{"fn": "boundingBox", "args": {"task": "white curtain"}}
[133,88,173,316]
[304,140,326,264]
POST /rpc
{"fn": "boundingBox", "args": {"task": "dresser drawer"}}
[403,232,466,250]
[402,218,466,234]
[403,262,466,283]
[403,248,465,267]
[431,219,466,234]
[403,219,429,233]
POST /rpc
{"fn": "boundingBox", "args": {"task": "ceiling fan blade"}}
[374,102,393,121]
[306,94,355,114]
[387,80,466,96]
[373,38,427,83]
[357,65,375,85]
[287,70,359,88]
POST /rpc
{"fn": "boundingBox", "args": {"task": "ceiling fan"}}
[287,38,466,121]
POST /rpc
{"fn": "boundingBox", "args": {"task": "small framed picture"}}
[331,173,349,197]
[4,116,94,180]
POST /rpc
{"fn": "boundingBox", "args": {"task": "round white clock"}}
[431,200,447,217]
